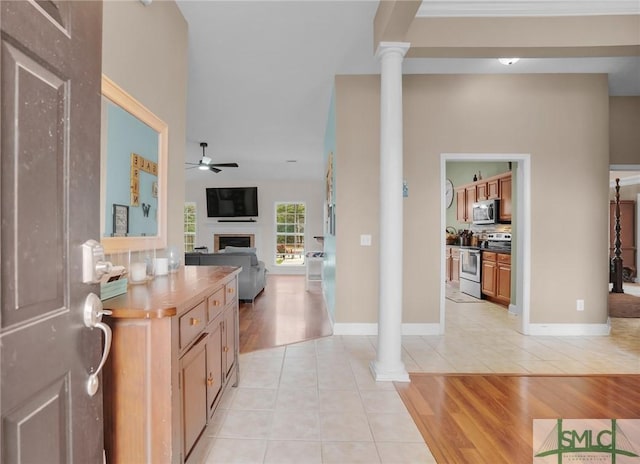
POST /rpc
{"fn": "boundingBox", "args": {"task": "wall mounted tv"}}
[206,187,259,218]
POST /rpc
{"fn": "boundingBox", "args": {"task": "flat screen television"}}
[206,187,258,218]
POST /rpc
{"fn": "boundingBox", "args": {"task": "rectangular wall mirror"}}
[100,75,168,254]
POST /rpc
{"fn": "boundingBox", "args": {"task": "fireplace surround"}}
[214,234,255,251]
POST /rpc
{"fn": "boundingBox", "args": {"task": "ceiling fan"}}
[185,142,239,173]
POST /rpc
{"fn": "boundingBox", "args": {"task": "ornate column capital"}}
[375,41,410,60]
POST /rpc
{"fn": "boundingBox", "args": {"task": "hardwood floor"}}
[238,274,332,353]
[395,374,640,464]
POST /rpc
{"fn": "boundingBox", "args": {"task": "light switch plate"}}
[360,234,372,246]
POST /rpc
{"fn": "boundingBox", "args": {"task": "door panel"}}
[1,1,103,462]
[1,41,66,327]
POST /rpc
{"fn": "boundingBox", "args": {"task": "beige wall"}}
[335,74,610,326]
[335,76,381,323]
[102,1,188,252]
[610,96,640,165]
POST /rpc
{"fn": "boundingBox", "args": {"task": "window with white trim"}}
[275,202,305,266]
[184,202,196,252]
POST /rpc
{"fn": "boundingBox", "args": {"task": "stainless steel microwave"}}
[472,199,499,225]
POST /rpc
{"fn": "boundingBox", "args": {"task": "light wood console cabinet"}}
[103,266,241,464]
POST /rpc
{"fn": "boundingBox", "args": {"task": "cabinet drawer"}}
[482,251,497,262]
[180,301,206,349]
[207,287,225,322]
[498,253,511,264]
[225,279,237,306]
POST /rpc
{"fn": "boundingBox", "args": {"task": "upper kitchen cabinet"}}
[498,173,512,222]
[455,171,512,223]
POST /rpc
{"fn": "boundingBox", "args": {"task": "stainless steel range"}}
[459,233,512,299]
[459,247,482,298]
[484,232,512,252]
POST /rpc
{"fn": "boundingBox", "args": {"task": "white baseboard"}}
[332,323,441,336]
[332,323,378,335]
[527,321,611,336]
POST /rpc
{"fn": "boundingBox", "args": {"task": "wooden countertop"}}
[103,265,241,319]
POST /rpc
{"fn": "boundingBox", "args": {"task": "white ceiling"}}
[176,1,640,182]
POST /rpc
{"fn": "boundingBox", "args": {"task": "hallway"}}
[189,276,640,463]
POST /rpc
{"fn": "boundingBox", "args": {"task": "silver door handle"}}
[83,293,113,396]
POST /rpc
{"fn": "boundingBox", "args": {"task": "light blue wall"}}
[323,89,336,321]
[104,102,159,237]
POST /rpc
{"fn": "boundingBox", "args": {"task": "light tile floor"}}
[193,297,640,463]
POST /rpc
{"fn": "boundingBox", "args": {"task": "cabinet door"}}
[223,305,237,378]
[476,182,488,201]
[465,186,477,223]
[180,336,208,458]
[451,255,460,283]
[499,175,512,222]
[481,260,496,297]
[496,263,511,304]
[445,253,452,282]
[206,323,223,415]
[451,247,460,283]
[456,188,467,222]
[487,179,499,199]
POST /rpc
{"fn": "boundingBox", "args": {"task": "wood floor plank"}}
[238,275,332,353]
[396,374,640,464]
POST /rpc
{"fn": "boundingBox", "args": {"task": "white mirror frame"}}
[101,75,168,254]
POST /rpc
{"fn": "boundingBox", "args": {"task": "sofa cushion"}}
[223,246,257,255]
[222,251,259,266]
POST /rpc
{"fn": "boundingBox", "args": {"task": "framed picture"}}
[112,204,129,237]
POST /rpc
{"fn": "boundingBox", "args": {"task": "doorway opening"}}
[440,153,532,335]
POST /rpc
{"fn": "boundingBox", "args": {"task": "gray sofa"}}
[185,247,267,302]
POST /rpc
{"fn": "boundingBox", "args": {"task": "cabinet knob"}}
[207,373,214,387]
[223,346,229,353]
[213,300,220,306]
[190,317,201,326]
[227,287,234,294]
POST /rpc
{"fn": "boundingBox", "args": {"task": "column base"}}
[369,360,410,382]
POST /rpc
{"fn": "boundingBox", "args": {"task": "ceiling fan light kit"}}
[185,141,239,173]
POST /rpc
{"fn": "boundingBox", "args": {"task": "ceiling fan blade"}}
[209,162,239,168]
[208,166,222,173]
[185,162,202,166]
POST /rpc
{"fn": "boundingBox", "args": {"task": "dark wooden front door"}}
[1,1,104,462]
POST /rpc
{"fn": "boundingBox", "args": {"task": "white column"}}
[370,42,410,382]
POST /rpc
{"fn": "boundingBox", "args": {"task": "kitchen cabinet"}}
[476,182,488,201]
[455,172,511,223]
[487,179,499,199]
[481,251,510,306]
[456,188,467,222]
[498,174,512,222]
[445,246,460,284]
[481,252,497,297]
[103,266,241,464]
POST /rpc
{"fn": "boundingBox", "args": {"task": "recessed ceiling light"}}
[498,58,520,66]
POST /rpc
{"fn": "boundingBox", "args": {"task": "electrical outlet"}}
[576,299,584,311]
[360,234,372,246]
